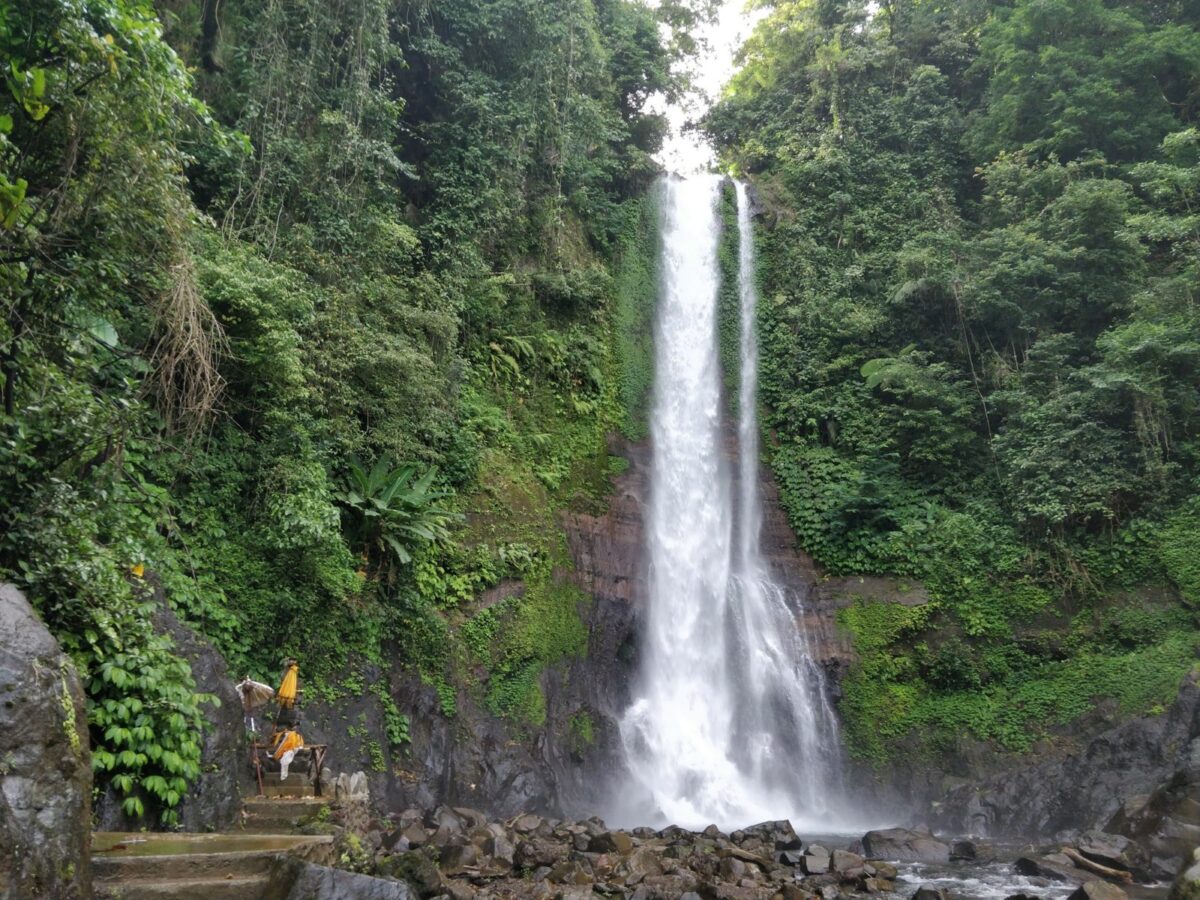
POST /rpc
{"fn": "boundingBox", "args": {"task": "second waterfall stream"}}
[615,174,845,831]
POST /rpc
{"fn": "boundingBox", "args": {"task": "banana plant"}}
[337,457,460,572]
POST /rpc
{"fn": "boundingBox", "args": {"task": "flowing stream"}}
[616,175,844,831]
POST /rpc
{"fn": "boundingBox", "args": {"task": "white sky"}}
[649,0,881,172]
[649,0,765,173]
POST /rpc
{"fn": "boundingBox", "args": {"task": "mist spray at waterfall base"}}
[611,175,853,833]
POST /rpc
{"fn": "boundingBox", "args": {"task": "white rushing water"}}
[615,175,845,831]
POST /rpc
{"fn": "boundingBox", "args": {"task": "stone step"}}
[92,833,334,887]
[260,783,316,798]
[94,875,271,900]
[240,797,330,831]
[94,849,277,882]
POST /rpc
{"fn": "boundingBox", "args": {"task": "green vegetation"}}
[6,0,1199,814]
[710,0,1200,762]
[1,0,680,823]
[568,709,596,757]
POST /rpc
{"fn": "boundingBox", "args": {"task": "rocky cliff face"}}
[300,434,649,821]
[912,675,1200,864]
[0,584,92,900]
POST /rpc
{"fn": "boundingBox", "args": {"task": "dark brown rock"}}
[589,830,634,854]
[516,838,568,869]
[400,823,429,848]
[1068,882,1129,900]
[862,829,950,863]
[548,859,593,885]
[868,861,898,879]
[831,850,865,874]
[1170,849,1200,900]
[375,850,444,898]
[439,842,479,874]
[719,857,747,881]
[1015,856,1093,885]
[512,813,543,834]
[1076,831,1147,873]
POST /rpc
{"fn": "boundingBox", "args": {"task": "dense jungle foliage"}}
[0,0,681,822]
[709,0,1200,761]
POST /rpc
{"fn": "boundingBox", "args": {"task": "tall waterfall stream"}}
[615,175,845,831]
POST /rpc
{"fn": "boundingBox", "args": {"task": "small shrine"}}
[236,659,329,797]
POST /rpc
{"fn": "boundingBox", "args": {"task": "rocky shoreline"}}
[341,811,1176,900]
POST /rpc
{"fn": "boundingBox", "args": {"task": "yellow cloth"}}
[272,730,304,760]
[277,663,299,707]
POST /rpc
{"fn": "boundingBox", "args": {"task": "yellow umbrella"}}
[277,662,299,708]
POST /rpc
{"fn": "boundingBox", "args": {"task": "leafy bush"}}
[337,458,459,571]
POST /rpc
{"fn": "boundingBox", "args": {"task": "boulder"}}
[1076,831,1146,873]
[1170,849,1200,900]
[870,861,899,880]
[375,850,444,897]
[485,833,515,868]
[1155,857,1187,881]
[1015,856,1092,884]
[0,584,91,900]
[349,771,370,798]
[719,857,747,881]
[912,887,948,900]
[512,813,543,834]
[803,851,832,875]
[617,847,664,885]
[516,838,568,868]
[950,840,977,861]
[743,819,802,850]
[283,860,413,900]
[452,807,488,829]
[425,805,464,831]
[1068,883,1129,900]
[438,842,478,874]
[548,859,592,885]
[400,823,429,848]
[832,849,866,874]
[863,828,951,863]
[589,830,634,854]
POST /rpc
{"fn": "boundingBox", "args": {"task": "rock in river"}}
[862,828,951,863]
[1068,882,1129,900]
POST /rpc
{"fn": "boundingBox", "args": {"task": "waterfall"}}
[615,175,844,831]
